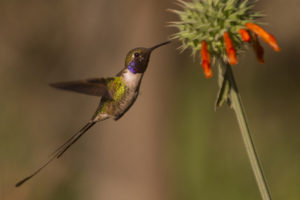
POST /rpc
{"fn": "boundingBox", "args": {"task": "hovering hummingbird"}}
[16,41,170,187]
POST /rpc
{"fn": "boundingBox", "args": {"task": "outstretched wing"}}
[50,78,113,100]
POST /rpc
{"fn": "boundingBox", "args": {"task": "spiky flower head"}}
[169,0,280,78]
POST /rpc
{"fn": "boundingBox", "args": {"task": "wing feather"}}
[50,78,113,100]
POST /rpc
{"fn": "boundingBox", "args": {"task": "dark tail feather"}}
[56,122,95,158]
[15,121,96,187]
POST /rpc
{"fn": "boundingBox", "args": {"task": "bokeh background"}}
[0,0,299,199]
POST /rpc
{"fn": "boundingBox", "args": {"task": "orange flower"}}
[224,32,238,65]
[200,41,212,78]
[245,22,280,51]
[238,29,251,42]
[252,33,264,64]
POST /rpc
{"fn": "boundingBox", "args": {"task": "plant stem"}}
[226,64,272,200]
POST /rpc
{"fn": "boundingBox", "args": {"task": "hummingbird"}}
[15,41,170,187]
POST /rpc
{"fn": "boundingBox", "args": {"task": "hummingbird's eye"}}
[134,53,140,57]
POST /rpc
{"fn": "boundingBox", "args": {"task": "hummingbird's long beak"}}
[149,41,171,52]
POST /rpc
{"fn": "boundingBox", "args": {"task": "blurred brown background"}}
[0,0,299,199]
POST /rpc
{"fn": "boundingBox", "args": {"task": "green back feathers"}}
[106,77,127,101]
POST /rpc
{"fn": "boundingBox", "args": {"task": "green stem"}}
[226,64,272,200]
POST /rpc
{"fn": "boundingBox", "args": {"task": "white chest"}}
[121,69,143,89]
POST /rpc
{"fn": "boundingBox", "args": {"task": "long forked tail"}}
[15,121,96,187]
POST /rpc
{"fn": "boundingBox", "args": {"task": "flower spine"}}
[169,0,280,78]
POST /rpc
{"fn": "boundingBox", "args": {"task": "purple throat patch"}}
[128,61,136,73]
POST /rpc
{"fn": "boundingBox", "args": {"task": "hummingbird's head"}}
[125,41,170,74]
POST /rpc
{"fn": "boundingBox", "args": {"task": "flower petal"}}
[224,32,238,65]
[239,29,251,42]
[202,61,213,78]
[245,23,280,51]
[252,33,264,64]
[200,41,212,78]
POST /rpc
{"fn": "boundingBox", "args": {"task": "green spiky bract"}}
[169,1,273,200]
[169,0,261,57]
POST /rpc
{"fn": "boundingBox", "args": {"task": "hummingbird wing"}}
[50,78,114,100]
[15,121,96,187]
